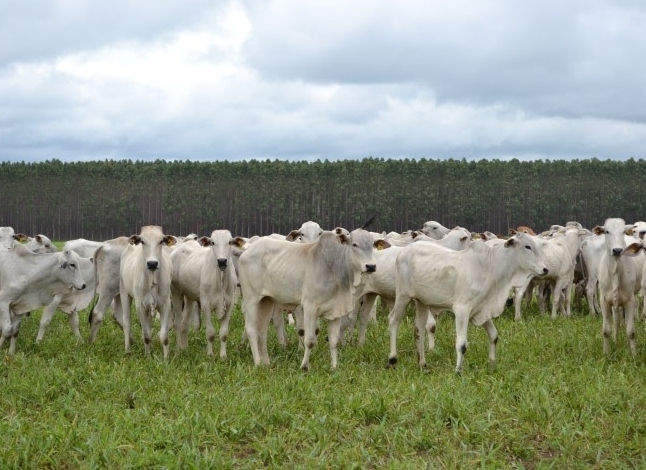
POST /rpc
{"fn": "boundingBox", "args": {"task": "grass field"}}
[2,298,646,469]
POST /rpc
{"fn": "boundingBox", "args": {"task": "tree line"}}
[0,157,644,241]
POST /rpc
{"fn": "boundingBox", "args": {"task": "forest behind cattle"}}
[1,157,645,240]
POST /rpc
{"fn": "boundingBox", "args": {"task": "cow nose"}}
[542,268,548,275]
[147,260,159,270]
[366,264,376,273]
[612,248,623,256]
[80,283,86,290]
[217,258,228,270]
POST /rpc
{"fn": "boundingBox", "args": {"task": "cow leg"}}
[243,297,272,366]
[136,303,153,357]
[413,300,429,367]
[300,307,319,372]
[612,305,621,343]
[327,317,342,369]
[170,289,185,349]
[357,294,378,346]
[8,315,22,355]
[387,294,411,366]
[551,278,568,319]
[514,279,532,321]
[37,297,60,342]
[482,319,498,368]
[293,305,305,350]
[586,278,599,315]
[625,298,637,356]
[271,305,287,347]
[217,302,233,359]
[601,300,612,354]
[68,311,82,342]
[454,309,470,374]
[203,303,216,357]
[426,310,438,351]
[158,302,172,360]
[120,292,132,354]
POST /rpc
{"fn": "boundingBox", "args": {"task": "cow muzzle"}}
[612,248,623,257]
[365,264,376,273]
[147,260,159,270]
[217,258,228,271]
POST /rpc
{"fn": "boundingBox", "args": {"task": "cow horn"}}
[361,215,376,230]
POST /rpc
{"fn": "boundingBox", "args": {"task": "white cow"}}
[120,226,176,358]
[36,255,95,342]
[0,246,87,353]
[388,233,548,373]
[0,227,27,251]
[343,245,403,346]
[171,230,244,357]
[593,218,642,355]
[238,227,385,370]
[88,237,130,344]
[420,221,451,240]
[25,234,58,253]
[512,227,586,320]
[63,238,104,258]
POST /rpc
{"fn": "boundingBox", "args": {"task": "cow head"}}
[60,249,87,290]
[130,225,176,271]
[593,218,635,259]
[504,232,549,277]
[0,227,27,251]
[200,229,237,271]
[338,228,389,274]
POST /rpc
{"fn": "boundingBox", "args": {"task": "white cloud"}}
[0,0,645,162]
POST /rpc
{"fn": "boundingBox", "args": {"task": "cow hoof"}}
[301,365,309,372]
[388,357,397,367]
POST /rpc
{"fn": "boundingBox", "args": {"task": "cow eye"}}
[524,245,531,250]
[353,243,358,247]
[70,263,76,268]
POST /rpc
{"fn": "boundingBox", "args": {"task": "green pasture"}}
[1,295,646,469]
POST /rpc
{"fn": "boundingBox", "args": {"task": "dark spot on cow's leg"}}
[144,337,151,345]
[414,326,420,341]
[429,324,436,334]
[460,343,467,354]
[162,338,169,347]
[315,328,320,336]
[388,357,397,366]
[307,342,315,349]
[298,329,304,336]
[493,336,498,345]
[207,334,215,344]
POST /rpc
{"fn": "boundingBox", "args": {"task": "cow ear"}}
[14,233,28,242]
[198,236,212,247]
[374,239,391,251]
[230,237,246,248]
[163,235,177,247]
[508,229,518,236]
[625,225,636,236]
[592,226,605,236]
[129,235,142,245]
[623,242,643,257]
[285,230,301,242]
[337,233,350,245]
[504,237,516,248]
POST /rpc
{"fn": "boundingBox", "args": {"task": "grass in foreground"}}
[1,302,646,469]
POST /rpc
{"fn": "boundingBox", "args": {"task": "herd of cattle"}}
[0,217,644,371]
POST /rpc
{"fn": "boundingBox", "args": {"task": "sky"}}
[1,0,645,163]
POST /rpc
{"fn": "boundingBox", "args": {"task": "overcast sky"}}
[1,0,645,163]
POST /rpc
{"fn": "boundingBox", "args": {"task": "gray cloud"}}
[0,0,645,163]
